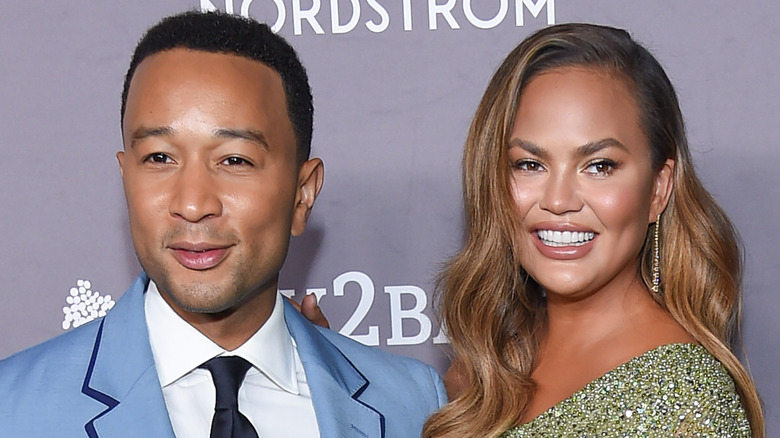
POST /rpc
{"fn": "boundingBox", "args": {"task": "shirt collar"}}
[144,280,299,394]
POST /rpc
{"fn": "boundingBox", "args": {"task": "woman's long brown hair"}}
[423,23,764,438]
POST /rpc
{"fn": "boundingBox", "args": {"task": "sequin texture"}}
[501,344,751,437]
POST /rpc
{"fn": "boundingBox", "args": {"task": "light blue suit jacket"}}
[0,274,447,437]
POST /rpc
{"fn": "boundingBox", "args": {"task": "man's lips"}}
[168,244,232,270]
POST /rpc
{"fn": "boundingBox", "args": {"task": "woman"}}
[423,24,763,437]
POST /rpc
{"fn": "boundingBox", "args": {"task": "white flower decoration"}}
[62,279,115,330]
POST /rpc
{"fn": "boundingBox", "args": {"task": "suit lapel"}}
[284,302,383,438]
[80,277,383,437]
[81,274,175,438]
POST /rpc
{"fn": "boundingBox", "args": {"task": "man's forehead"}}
[121,48,295,153]
[131,48,282,85]
[124,48,288,120]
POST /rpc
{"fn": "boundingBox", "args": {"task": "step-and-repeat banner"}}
[1,0,777,433]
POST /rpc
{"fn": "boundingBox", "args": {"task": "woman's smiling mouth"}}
[536,230,596,247]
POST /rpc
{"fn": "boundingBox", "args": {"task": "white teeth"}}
[536,230,595,247]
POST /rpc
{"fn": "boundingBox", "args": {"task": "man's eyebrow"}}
[214,128,270,150]
[129,126,174,147]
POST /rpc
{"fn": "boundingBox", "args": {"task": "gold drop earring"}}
[652,214,661,294]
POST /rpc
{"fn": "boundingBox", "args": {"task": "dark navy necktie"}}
[201,356,259,438]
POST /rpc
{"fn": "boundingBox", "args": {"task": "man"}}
[0,11,446,437]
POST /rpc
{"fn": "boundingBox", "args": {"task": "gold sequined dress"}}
[501,343,751,437]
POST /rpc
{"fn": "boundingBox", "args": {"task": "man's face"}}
[118,48,321,317]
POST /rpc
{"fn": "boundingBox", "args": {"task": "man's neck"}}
[162,287,277,351]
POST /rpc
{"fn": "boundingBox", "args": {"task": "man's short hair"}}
[121,10,313,161]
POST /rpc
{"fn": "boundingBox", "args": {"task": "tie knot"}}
[201,356,253,410]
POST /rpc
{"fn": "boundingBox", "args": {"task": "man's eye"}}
[145,153,172,164]
[222,156,251,166]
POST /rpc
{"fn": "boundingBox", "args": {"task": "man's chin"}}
[156,280,240,315]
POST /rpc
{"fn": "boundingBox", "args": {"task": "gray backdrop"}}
[1,0,777,434]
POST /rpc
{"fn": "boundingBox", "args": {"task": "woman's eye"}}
[513,160,544,172]
[145,153,172,164]
[585,160,617,175]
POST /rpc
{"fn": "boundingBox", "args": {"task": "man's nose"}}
[168,162,222,223]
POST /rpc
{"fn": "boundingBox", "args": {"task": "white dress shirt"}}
[144,281,320,438]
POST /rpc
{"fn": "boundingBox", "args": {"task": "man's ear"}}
[291,158,324,237]
[649,158,675,222]
[116,150,125,177]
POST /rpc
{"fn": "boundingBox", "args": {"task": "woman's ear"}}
[649,158,675,221]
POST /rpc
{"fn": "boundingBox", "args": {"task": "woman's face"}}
[507,67,673,301]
